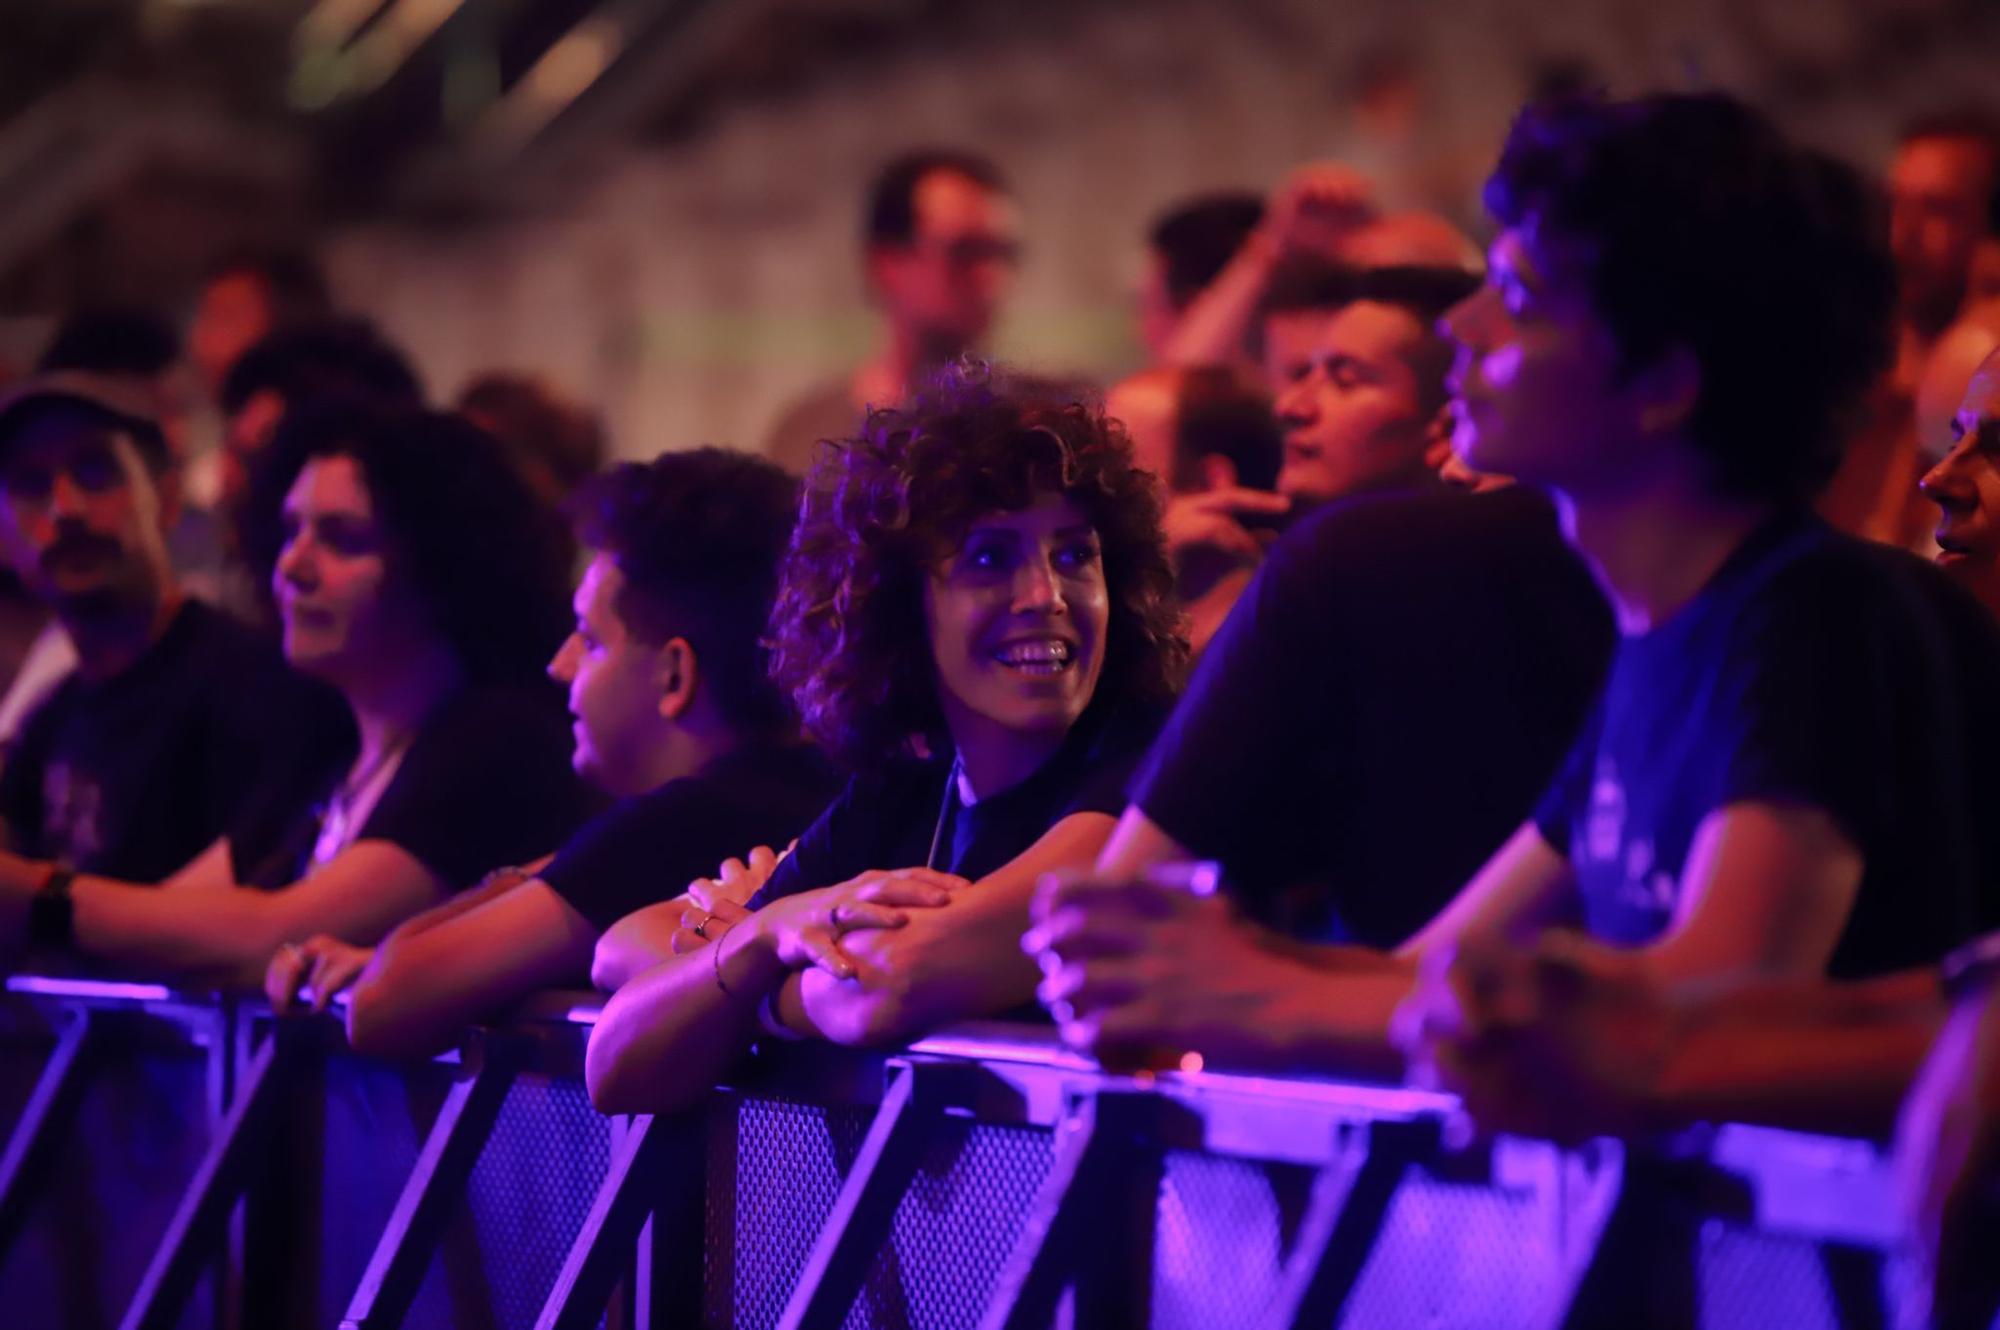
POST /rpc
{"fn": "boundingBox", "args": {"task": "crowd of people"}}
[0,86,1998,1314]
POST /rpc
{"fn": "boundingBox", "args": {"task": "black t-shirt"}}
[1533,512,2000,979]
[232,683,604,891]
[1133,486,1613,947]
[0,600,353,881]
[539,742,840,933]
[750,702,1165,909]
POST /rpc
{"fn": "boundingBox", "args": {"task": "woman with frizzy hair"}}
[586,362,1186,1114]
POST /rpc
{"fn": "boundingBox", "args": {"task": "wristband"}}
[712,923,735,997]
[28,863,76,949]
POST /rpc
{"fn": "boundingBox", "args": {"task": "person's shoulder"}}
[1275,484,1567,577]
[1722,519,2000,662]
[177,600,285,673]
[1746,519,1963,615]
[764,376,861,472]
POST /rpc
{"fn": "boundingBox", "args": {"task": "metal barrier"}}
[0,974,1961,1330]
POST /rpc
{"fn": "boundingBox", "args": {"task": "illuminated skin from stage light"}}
[1920,352,2000,618]
[923,494,1109,793]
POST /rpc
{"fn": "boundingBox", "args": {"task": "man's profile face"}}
[1890,136,1996,331]
[546,552,679,799]
[1441,223,1646,497]
[0,409,172,617]
[1269,301,1433,507]
[870,170,1022,354]
[1921,359,2000,616]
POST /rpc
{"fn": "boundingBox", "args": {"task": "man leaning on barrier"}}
[1027,94,2000,1085]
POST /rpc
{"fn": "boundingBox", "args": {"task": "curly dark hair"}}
[570,447,800,739]
[244,400,572,687]
[769,364,1187,770]
[1484,92,1897,504]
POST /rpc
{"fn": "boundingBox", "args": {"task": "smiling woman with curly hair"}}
[586,364,1187,1114]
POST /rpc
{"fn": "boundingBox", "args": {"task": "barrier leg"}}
[534,1108,705,1330]
[1256,1118,1427,1330]
[119,1020,296,1330]
[338,1036,521,1330]
[775,1063,935,1330]
[978,1090,1186,1330]
[0,1010,95,1259]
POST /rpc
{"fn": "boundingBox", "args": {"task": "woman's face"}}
[272,455,423,685]
[923,491,1110,751]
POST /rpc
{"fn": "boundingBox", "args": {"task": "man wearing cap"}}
[0,373,349,885]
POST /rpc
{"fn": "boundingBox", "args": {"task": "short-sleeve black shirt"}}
[1132,487,1614,947]
[1533,512,2000,979]
[0,600,353,881]
[539,742,840,932]
[232,683,603,891]
[750,702,1165,909]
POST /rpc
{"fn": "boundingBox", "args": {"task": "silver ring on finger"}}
[692,913,713,940]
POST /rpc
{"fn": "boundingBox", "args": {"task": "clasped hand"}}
[1023,864,1271,1067]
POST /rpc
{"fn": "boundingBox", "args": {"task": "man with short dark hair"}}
[1262,263,1478,511]
[0,375,348,884]
[1035,93,2000,1077]
[1137,193,1266,362]
[268,448,838,1058]
[763,149,1020,472]
[1084,256,1607,948]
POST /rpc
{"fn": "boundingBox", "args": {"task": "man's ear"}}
[655,637,698,721]
[1195,453,1240,492]
[1633,346,1701,437]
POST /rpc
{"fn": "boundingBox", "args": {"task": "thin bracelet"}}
[712,922,735,997]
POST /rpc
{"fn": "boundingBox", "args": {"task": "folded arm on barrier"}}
[0,840,446,990]
[345,866,596,1061]
[780,811,1115,1048]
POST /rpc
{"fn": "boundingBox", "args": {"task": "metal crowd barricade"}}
[0,974,1954,1330]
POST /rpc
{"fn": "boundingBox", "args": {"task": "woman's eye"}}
[321,521,378,556]
[964,543,1009,571]
[1056,543,1100,570]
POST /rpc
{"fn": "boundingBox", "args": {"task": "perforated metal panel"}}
[1337,1166,1561,1329]
[1695,1224,1843,1330]
[311,1054,451,1328]
[0,1015,214,1330]
[448,1070,614,1330]
[1151,1151,1312,1330]
[709,1093,876,1330]
[838,1119,1055,1330]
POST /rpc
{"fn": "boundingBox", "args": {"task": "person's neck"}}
[626,716,744,799]
[1555,466,1775,636]
[66,586,183,683]
[856,324,966,407]
[947,711,1068,805]
[343,640,464,772]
